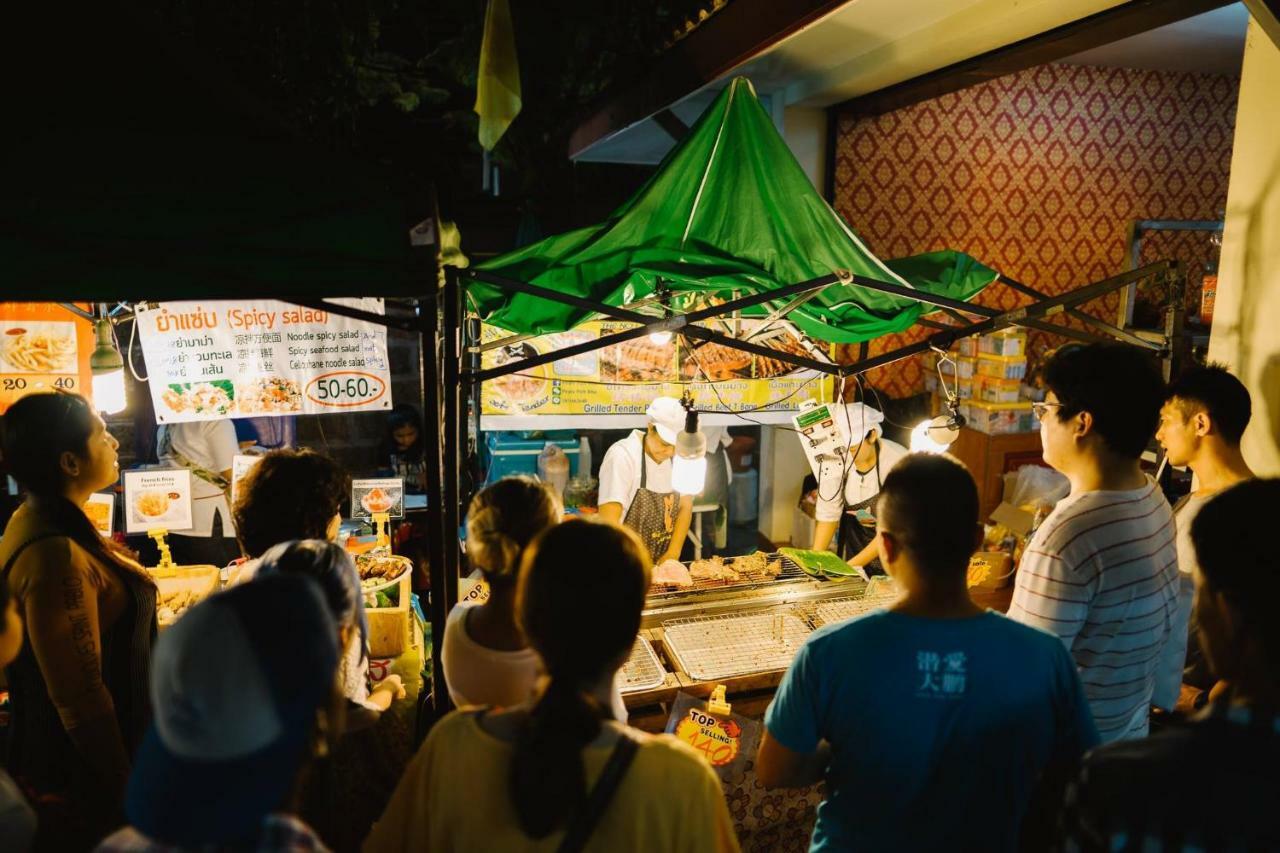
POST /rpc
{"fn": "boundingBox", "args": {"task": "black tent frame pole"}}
[417,282,449,724]
[461,262,1175,385]
[440,268,462,707]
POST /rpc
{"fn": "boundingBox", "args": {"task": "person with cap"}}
[96,573,342,852]
[596,396,694,566]
[806,401,908,571]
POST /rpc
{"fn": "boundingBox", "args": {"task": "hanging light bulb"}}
[910,411,964,454]
[648,330,673,346]
[90,318,127,414]
[671,404,707,495]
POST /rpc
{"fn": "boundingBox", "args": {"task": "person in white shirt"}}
[1008,343,1179,742]
[156,419,240,568]
[806,402,908,572]
[597,397,693,565]
[1155,363,1255,711]
[444,476,628,719]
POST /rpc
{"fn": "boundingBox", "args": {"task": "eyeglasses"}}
[1031,401,1062,419]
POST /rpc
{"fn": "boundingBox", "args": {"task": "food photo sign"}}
[351,478,404,520]
[0,302,95,413]
[479,319,835,429]
[134,300,393,423]
[84,492,116,536]
[123,469,194,533]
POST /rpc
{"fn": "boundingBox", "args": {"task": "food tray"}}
[151,564,219,628]
[662,611,811,682]
[355,553,413,594]
[619,637,665,694]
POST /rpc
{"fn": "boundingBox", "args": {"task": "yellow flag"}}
[474,0,521,151]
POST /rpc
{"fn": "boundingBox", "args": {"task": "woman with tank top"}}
[0,393,156,851]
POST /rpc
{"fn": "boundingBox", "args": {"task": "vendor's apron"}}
[623,450,679,563]
[837,450,884,575]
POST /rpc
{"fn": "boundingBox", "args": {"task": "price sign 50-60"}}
[305,371,388,408]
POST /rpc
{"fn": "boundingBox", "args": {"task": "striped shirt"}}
[1009,477,1179,742]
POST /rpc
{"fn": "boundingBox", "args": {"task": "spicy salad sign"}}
[135,300,392,423]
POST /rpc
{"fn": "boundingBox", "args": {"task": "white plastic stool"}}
[685,502,720,561]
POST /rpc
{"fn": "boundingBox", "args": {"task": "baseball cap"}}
[646,396,687,444]
[837,402,885,444]
[126,574,340,846]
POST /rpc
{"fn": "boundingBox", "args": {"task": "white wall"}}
[783,106,828,192]
[1207,18,1280,475]
[758,424,814,545]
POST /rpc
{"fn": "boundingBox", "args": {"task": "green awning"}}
[473,78,997,344]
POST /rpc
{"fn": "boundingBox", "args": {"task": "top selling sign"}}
[136,300,393,423]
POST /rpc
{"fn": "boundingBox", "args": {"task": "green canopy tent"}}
[469,77,999,345]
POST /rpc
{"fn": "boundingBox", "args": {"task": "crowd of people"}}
[0,342,1275,852]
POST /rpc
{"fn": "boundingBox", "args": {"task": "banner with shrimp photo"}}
[135,300,392,423]
[479,320,836,429]
[0,302,95,414]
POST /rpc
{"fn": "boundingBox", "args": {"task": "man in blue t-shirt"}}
[759,453,1098,852]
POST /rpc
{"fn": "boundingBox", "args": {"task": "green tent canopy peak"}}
[473,76,997,344]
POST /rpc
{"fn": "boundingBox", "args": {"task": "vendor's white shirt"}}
[157,420,238,537]
[813,437,909,523]
[598,430,673,519]
[442,604,628,721]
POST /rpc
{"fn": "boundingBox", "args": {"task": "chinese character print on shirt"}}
[917,650,967,698]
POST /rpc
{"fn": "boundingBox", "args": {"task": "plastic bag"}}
[1004,465,1069,511]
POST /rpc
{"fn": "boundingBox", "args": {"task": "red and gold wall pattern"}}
[832,63,1239,397]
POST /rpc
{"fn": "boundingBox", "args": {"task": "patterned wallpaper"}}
[831,63,1239,397]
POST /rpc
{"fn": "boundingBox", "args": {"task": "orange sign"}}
[673,709,743,767]
[0,303,95,413]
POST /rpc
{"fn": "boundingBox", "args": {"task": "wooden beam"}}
[569,0,852,159]
[830,0,1236,119]
[1244,0,1280,49]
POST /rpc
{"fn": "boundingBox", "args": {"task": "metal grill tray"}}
[619,636,666,694]
[812,578,902,627]
[662,611,812,682]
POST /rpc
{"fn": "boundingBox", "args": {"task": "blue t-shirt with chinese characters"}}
[765,610,1098,852]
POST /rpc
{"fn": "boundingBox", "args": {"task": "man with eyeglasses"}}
[1009,343,1180,743]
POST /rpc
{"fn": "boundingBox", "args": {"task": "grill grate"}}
[662,611,812,682]
[619,636,665,694]
[648,553,805,599]
[812,577,902,627]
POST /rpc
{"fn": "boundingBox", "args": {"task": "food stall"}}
[442,79,1189,731]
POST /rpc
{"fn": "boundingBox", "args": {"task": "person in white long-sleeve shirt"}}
[1008,344,1179,743]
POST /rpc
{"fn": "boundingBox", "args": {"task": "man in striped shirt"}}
[1009,343,1179,742]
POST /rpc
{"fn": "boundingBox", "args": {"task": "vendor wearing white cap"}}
[808,402,908,571]
[597,396,694,564]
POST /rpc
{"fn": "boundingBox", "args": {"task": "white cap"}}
[646,396,686,444]
[836,402,885,444]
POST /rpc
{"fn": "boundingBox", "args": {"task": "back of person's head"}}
[510,519,651,839]
[233,448,348,558]
[254,539,367,660]
[877,454,980,580]
[1190,478,1280,681]
[1166,363,1251,446]
[0,391,134,570]
[466,476,561,584]
[125,574,340,846]
[1042,343,1165,459]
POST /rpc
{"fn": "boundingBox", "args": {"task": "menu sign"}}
[351,478,405,520]
[123,469,194,533]
[479,319,835,428]
[0,303,95,413]
[84,493,116,536]
[135,300,393,423]
[230,454,263,508]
